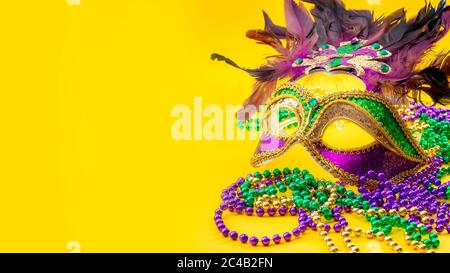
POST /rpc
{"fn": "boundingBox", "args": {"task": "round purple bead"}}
[333,223,342,232]
[239,233,248,243]
[221,228,230,237]
[273,234,282,244]
[283,232,292,241]
[267,207,276,216]
[249,236,259,246]
[289,207,298,216]
[245,207,253,216]
[230,231,238,240]
[256,208,264,217]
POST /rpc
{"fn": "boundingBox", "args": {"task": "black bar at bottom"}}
[0,253,444,272]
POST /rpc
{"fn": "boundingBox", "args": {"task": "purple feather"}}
[284,0,315,40]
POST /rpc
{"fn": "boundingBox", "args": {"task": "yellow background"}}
[0,0,449,252]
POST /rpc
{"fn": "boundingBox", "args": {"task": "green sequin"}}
[372,43,381,49]
[347,98,420,157]
[329,57,343,67]
[337,42,362,54]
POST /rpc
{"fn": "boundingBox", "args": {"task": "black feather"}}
[210,53,277,82]
[262,11,287,39]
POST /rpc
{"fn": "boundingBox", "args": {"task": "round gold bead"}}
[273,201,281,209]
[326,242,335,247]
[404,235,412,245]
[330,193,337,199]
[320,231,328,237]
[389,241,398,248]
[417,223,425,228]
[378,209,386,216]
[324,201,331,207]
[419,210,428,217]
[330,188,337,193]
[317,223,325,230]
[318,186,324,191]
[323,236,332,242]
[329,246,339,253]
[313,216,321,222]
[346,243,355,248]
[389,209,397,216]
[367,209,375,217]
[354,228,362,237]
[255,201,263,208]
[384,236,393,242]
[352,208,358,213]
[344,227,352,233]
[394,246,402,253]
[418,244,427,251]
[376,231,385,240]
[410,206,418,214]
[365,230,374,239]
[262,194,270,202]
[411,240,419,250]
[399,207,407,217]
[357,209,364,216]
[342,231,350,238]
[422,216,430,224]
[351,246,360,253]
[281,199,288,206]
[343,237,352,243]
[427,249,436,254]
[262,201,270,210]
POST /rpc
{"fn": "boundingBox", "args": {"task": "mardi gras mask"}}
[213,0,450,188]
[251,72,428,188]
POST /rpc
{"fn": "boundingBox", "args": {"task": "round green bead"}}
[419,226,429,235]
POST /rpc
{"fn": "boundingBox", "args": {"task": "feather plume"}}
[284,0,315,40]
[245,30,287,54]
[236,80,278,121]
[263,11,287,39]
[212,0,450,118]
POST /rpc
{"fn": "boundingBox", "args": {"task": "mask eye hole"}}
[321,119,376,150]
[263,106,301,137]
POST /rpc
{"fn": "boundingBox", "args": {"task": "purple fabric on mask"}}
[341,58,350,66]
[353,48,378,58]
[317,49,337,56]
[316,143,418,180]
[255,132,288,154]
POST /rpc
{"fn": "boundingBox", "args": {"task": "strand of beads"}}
[406,102,450,122]
[214,173,309,246]
[215,165,450,252]
[358,160,450,252]
[418,115,450,164]
[215,168,369,252]
[217,102,450,252]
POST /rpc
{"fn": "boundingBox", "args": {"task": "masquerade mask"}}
[212,0,450,188]
[251,72,428,188]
